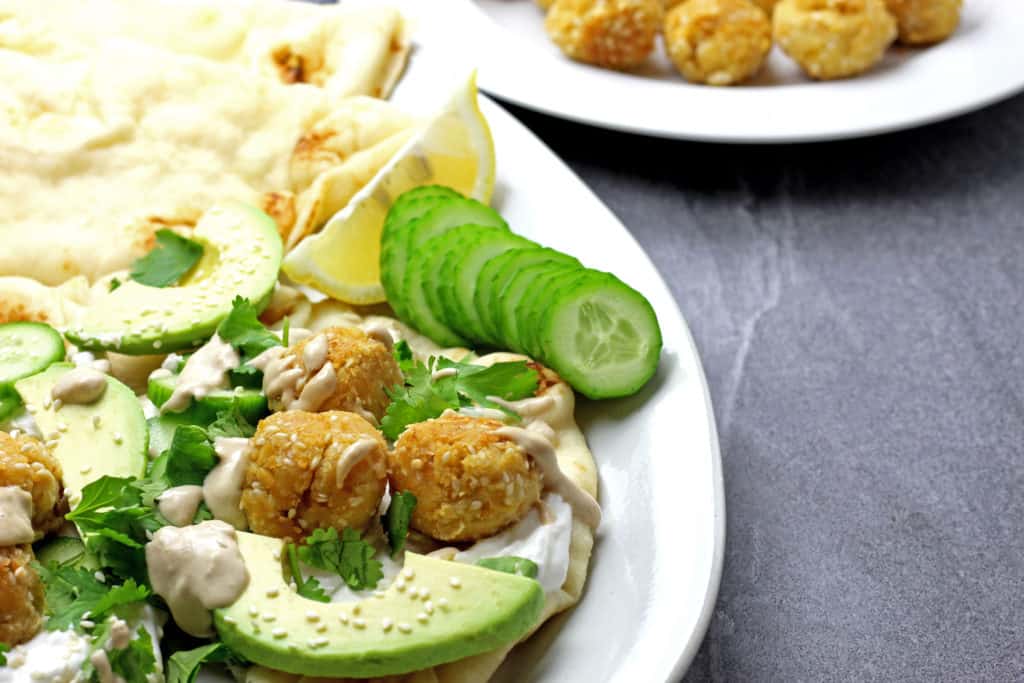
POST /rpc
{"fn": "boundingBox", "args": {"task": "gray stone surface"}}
[502,95,1024,682]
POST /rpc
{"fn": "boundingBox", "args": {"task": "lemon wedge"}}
[282,73,496,305]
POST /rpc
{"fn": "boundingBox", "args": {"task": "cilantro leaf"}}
[32,562,149,632]
[476,556,539,579]
[217,297,281,362]
[297,528,383,591]
[383,491,417,558]
[108,278,122,292]
[167,643,230,683]
[207,406,256,439]
[380,354,539,440]
[107,625,158,681]
[130,229,203,287]
[164,425,217,486]
[0,642,8,665]
[286,543,330,603]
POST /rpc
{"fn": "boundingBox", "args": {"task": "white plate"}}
[201,6,725,680]
[410,0,1024,142]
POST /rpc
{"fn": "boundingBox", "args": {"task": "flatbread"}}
[0,0,411,285]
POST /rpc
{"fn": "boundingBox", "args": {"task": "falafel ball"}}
[389,413,542,542]
[751,0,780,14]
[546,0,662,70]
[0,431,65,539]
[774,0,896,80]
[664,0,773,86]
[0,545,45,646]
[241,410,388,542]
[884,0,961,45]
[290,327,402,423]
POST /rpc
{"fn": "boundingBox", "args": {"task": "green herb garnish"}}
[383,491,417,558]
[285,543,330,603]
[380,341,539,440]
[206,405,256,439]
[476,556,539,579]
[130,229,203,287]
[166,643,231,683]
[32,559,149,632]
[0,642,9,665]
[296,528,383,591]
[108,277,122,292]
[217,296,281,361]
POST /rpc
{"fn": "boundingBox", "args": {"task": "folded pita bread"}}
[0,0,411,285]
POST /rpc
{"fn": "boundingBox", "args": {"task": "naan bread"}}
[0,0,411,285]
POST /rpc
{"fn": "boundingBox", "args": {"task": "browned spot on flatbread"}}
[271,45,306,84]
[0,302,49,325]
[261,192,296,240]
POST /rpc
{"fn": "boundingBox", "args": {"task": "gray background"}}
[501,94,1024,682]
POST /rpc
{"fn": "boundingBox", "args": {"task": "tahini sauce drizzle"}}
[161,334,239,413]
[496,426,601,529]
[204,437,250,530]
[51,367,107,405]
[250,334,336,412]
[145,520,249,637]
[157,485,203,527]
[0,486,34,545]
[335,439,378,488]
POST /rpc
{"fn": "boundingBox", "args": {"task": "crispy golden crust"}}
[545,0,662,69]
[292,326,402,422]
[774,0,896,80]
[0,432,65,539]
[751,0,780,14]
[0,545,44,646]
[664,0,772,85]
[884,0,961,45]
[242,410,388,542]
[388,413,542,543]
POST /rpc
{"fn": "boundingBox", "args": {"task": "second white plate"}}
[414,0,1024,142]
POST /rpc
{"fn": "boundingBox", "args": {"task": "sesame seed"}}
[382,618,394,632]
[309,636,329,649]
[420,588,431,600]
[338,613,349,624]
[403,568,415,580]
[398,622,412,633]
[92,415,102,429]
[425,601,434,615]
[316,623,327,633]
[80,465,92,474]
[153,341,162,349]
[42,398,52,409]
[93,571,105,583]
[80,620,95,629]
[438,598,450,610]
[272,549,281,561]
[272,628,287,639]
[374,591,386,599]
[352,605,361,616]
[223,616,237,625]
[262,613,276,623]
[396,582,406,593]
[353,618,366,629]
[248,606,259,617]
[24,404,36,414]
[52,400,62,411]
[306,612,320,623]
[417,612,428,624]
[266,589,279,598]
[113,433,123,445]
[449,577,462,588]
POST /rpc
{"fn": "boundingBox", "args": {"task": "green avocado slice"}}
[66,202,283,355]
[215,533,545,678]
[15,363,147,506]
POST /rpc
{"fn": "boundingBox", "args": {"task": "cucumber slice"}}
[35,536,98,570]
[380,186,461,319]
[402,230,479,348]
[397,197,509,314]
[518,268,588,360]
[536,271,662,399]
[148,372,268,423]
[450,232,536,343]
[479,249,581,346]
[497,262,580,354]
[0,322,65,387]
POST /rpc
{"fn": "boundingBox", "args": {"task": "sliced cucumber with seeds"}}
[476,248,581,346]
[0,322,65,387]
[518,268,589,361]
[148,372,268,423]
[450,231,536,343]
[497,262,580,354]
[380,186,460,319]
[536,271,662,399]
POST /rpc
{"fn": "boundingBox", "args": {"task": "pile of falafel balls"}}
[539,0,963,85]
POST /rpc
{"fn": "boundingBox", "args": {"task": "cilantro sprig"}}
[380,341,540,440]
[32,558,150,633]
[217,296,283,383]
[130,229,204,288]
[288,528,383,593]
[285,544,330,603]
[167,643,232,683]
[0,642,9,665]
[383,491,417,558]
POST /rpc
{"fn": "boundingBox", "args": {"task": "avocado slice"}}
[66,202,283,355]
[16,363,147,506]
[215,533,545,678]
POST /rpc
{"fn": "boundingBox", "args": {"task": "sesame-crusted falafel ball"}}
[664,0,773,86]
[241,411,388,542]
[291,326,402,423]
[774,0,896,80]
[884,0,961,45]
[546,0,662,70]
[389,413,542,543]
[0,431,65,539]
[0,545,45,646]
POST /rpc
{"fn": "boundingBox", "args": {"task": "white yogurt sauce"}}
[204,437,250,530]
[455,493,573,594]
[160,335,239,414]
[70,351,111,375]
[145,520,249,637]
[0,629,90,683]
[0,486,34,545]
[250,335,336,412]
[157,485,204,527]
[334,439,377,488]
